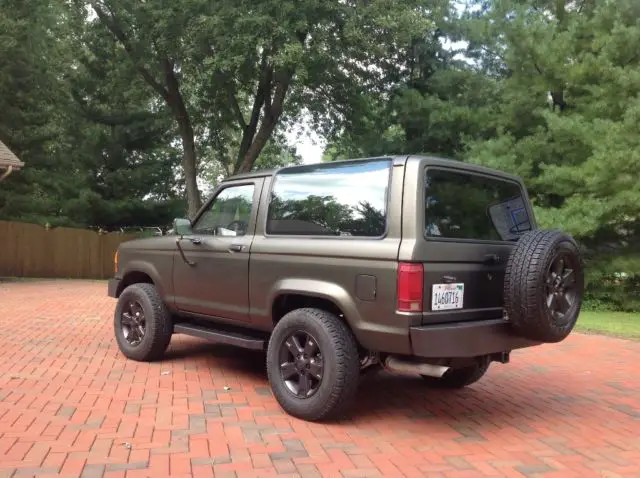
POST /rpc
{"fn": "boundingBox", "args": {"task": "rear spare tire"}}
[504,229,584,343]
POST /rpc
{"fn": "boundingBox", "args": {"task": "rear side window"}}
[267,159,391,237]
[424,169,532,242]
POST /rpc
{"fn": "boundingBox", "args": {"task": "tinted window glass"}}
[424,169,532,241]
[267,160,391,237]
[192,184,254,236]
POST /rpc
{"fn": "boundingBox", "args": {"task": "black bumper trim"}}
[410,319,541,358]
[107,278,121,298]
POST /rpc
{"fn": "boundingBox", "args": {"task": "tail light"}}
[397,262,424,312]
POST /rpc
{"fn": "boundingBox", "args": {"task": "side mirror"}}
[172,218,192,236]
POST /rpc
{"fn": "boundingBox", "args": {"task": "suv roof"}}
[223,155,522,183]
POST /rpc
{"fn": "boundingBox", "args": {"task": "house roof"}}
[0,141,24,169]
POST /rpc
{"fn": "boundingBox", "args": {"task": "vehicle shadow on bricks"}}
[160,337,592,428]
[164,338,267,375]
[349,368,593,429]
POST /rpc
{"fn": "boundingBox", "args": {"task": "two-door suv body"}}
[108,155,584,421]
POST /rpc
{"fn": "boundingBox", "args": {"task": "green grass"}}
[575,311,640,340]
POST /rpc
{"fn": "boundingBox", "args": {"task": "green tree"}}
[0,0,83,225]
[83,0,203,216]
[83,0,433,216]
[462,0,640,229]
[65,20,187,229]
[0,0,185,229]
[462,0,640,309]
[321,0,640,309]
[321,0,495,160]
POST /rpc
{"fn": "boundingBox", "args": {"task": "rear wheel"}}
[421,359,490,389]
[266,308,360,421]
[114,283,173,362]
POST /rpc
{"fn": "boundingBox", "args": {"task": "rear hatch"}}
[417,167,534,324]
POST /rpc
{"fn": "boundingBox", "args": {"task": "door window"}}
[266,159,391,236]
[192,184,255,236]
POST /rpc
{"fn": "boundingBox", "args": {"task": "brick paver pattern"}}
[0,280,638,478]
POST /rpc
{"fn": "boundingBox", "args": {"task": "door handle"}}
[228,244,244,252]
[190,237,202,245]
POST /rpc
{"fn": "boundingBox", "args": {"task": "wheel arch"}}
[272,294,345,324]
[268,279,365,339]
[116,261,165,298]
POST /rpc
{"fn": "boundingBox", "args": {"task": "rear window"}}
[424,168,532,242]
[267,159,391,237]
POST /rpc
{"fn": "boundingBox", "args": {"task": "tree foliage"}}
[0,0,184,228]
[80,0,433,215]
[325,0,640,309]
[462,0,640,308]
[1,0,637,308]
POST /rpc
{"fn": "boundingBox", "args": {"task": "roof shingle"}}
[0,141,24,169]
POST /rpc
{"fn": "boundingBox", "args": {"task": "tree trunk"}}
[233,39,303,174]
[163,59,202,217]
[237,120,278,173]
[177,120,201,218]
[88,4,203,217]
[233,57,271,174]
[236,72,292,174]
[552,0,567,112]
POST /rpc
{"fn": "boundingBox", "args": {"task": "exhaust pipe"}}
[383,356,449,378]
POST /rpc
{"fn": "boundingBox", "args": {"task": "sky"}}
[285,118,326,165]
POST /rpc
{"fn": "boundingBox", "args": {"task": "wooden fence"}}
[0,221,139,280]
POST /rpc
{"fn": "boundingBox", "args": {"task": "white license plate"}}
[431,283,464,311]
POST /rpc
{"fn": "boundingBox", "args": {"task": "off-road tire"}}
[266,308,360,421]
[421,359,490,388]
[114,283,173,362]
[504,229,584,343]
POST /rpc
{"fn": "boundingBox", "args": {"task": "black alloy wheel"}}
[114,283,173,362]
[279,331,324,398]
[545,253,578,326]
[120,300,146,346]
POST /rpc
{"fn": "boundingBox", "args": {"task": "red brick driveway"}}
[0,280,638,478]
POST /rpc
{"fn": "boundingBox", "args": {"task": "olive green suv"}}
[108,155,584,421]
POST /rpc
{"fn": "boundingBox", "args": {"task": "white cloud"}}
[274,162,390,213]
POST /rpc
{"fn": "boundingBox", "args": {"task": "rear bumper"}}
[410,318,540,358]
[107,278,121,298]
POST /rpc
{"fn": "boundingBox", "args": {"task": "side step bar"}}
[173,323,266,350]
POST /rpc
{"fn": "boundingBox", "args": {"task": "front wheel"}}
[266,308,360,421]
[421,359,490,389]
[114,283,173,362]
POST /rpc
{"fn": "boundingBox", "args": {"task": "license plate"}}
[431,283,464,311]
